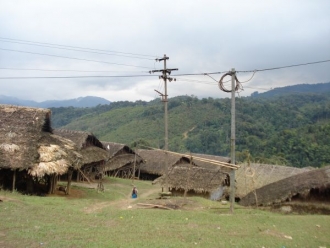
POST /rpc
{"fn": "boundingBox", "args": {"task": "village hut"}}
[153,164,229,198]
[53,129,108,182]
[232,162,314,200]
[0,105,82,195]
[102,142,143,179]
[239,165,330,206]
[136,149,193,181]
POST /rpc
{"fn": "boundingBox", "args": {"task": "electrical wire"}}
[0,39,155,60]
[172,59,330,77]
[236,70,256,83]
[237,59,330,73]
[176,78,217,85]
[218,72,243,93]
[243,86,273,91]
[170,71,229,77]
[0,48,155,69]
[0,75,157,79]
[0,67,148,73]
[0,37,158,58]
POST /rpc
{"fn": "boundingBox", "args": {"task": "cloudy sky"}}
[0,0,329,102]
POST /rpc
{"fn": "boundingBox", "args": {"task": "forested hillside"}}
[51,92,330,168]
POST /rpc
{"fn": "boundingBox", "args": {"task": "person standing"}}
[132,186,138,198]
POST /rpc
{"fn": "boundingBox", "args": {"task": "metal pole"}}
[163,54,169,192]
[230,68,236,213]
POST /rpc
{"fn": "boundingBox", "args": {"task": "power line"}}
[0,39,155,61]
[172,59,330,77]
[0,48,155,69]
[243,86,272,91]
[0,74,157,79]
[177,78,217,85]
[0,37,158,58]
[237,59,330,73]
[0,67,148,73]
[172,71,228,77]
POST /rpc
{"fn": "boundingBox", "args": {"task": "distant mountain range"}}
[1,82,329,108]
[251,82,330,98]
[0,95,111,108]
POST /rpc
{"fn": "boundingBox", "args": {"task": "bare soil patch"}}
[269,201,330,215]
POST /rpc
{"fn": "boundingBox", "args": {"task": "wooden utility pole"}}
[230,68,236,213]
[151,54,178,192]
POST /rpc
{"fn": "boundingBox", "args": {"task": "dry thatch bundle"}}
[239,166,330,206]
[154,165,229,193]
[28,134,83,177]
[0,144,20,153]
[233,163,314,199]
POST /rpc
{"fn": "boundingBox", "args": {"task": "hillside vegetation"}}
[51,90,330,168]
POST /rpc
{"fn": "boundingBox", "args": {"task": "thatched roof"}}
[54,129,108,164]
[189,153,232,174]
[53,129,104,150]
[233,163,314,199]
[103,142,132,157]
[28,134,83,177]
[191,153,230,164]
[239,166,330,206]
[102,142,143,171]
[153,164,229,193]
[137,149,191,176]
[0,105,82,175]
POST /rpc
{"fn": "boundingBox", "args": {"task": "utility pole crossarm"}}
[150,69,178,74]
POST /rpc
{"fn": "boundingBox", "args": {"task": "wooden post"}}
[52,174,58,194]
[47,175,52,194]
[132,152,136,182]
[12,169,16,192]
[66,169,73,195]
[138,163,141,179]
[184,155,193,201]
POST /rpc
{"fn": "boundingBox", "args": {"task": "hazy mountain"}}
[0,95,111,108]
[251,82,330,98]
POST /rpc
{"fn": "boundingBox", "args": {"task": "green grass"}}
[1,178,330,248]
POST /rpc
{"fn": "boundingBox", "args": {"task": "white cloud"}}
[0,0,329,102]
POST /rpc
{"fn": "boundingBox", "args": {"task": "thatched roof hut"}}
[233,163,314,199]
[136,149,192,180]
[239,166,330,206]
[0,105,82,193]
[53,129,109,182]
[153,164,229,194]
[0,105,81,173]
[101,142,143,178]
[53,129,108,164]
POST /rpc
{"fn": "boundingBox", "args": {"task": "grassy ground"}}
[0,177,330,248]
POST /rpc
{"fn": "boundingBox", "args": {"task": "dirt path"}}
[83,185,160,213]
[183,126,196,140]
